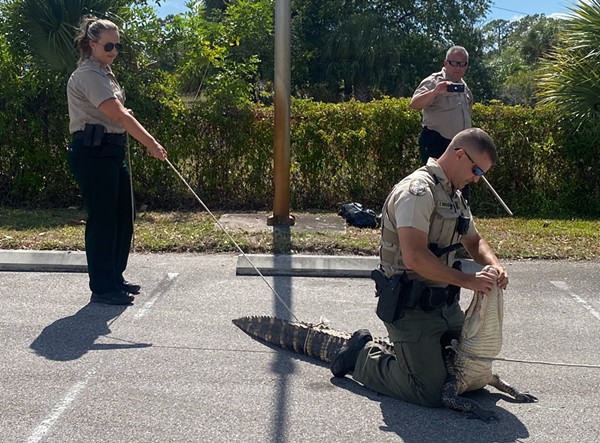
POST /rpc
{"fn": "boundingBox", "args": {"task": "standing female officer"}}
[67,16,167,305]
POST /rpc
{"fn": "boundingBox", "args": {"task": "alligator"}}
[233,266,537,421]
[441,266,537,421]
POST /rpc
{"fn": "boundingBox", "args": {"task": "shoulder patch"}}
[409,179,428,196]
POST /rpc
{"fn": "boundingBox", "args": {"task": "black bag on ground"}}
[338,202,381,228]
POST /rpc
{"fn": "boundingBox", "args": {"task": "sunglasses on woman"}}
[97,42,123,52]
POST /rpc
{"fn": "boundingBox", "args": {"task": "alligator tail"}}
[232,315,350,362]
[233,315,394,363]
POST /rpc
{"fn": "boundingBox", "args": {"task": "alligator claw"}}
[515,392,538,403]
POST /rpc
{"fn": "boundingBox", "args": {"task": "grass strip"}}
[1,208,599,260]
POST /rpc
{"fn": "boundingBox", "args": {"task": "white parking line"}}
[26,273,178,442]
[133,272,179,320]
[26,368,96,443]
[551,280,600,322]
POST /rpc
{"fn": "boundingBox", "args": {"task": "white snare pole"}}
[165,158,300,322]
[480,176,513,216]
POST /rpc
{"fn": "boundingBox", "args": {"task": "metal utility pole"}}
[267,0,295,226]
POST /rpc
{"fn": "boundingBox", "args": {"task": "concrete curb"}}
[236,254,378,277]
[0,250,87,272]
[236,254,482,278]
[0,249,482,278]
[1,250,376,277]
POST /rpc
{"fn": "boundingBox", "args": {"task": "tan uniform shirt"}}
[67,56,125,135]
[412,67,473,140]
[379,158,476,286]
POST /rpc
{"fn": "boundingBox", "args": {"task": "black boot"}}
[330,329,372,377]
[90,290,134,305]
[119,281,141,294]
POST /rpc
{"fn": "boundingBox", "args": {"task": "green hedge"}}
[1,94,599,217]
[0,67,78,207]
[472,102,600,216]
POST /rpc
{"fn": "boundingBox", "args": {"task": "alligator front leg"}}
[489,373,538,403]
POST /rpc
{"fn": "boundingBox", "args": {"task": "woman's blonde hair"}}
[74,15,119,66]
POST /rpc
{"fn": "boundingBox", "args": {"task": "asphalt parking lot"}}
[1,253,599,442]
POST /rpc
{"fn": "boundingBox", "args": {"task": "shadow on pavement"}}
[233,330,533,443]
[271,225,295,443]
[30,303,151,361]
[330,376,532,442]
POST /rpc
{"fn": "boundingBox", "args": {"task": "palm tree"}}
[13,0,119,72]
[538,0,600,123]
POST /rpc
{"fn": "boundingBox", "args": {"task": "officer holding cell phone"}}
[67,15,167,305]
[410,46,473,172]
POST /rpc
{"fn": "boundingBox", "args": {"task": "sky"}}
[483,0,575,22]
[155,1,578,22]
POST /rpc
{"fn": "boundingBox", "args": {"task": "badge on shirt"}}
[409,179,427,196]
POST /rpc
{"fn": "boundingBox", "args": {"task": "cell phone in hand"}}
[447,83,465,93]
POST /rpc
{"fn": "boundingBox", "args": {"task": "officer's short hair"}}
[450,128,497,164]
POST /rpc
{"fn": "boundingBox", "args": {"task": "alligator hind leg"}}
[442,353,498,422]
[489,373,538,403]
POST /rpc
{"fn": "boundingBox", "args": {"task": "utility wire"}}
[490,4,530,16]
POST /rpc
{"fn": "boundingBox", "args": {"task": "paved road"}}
[1,254,599,442]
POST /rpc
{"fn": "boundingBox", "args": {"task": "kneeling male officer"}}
[330,128,508,408]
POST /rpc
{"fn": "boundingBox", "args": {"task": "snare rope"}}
[165,158,300,323]
[446,339,600,368]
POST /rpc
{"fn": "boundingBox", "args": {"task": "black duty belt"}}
[72,131,127,147]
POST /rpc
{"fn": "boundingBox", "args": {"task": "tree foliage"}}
[538,0,600,123]
[481,15,564,105]
[2,0,600,216]
[173,0,273,108]
[1,0,135,73]
[291,0,491,101]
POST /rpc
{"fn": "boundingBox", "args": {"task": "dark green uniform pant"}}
[67,139,133,294]
[353,301,464,407]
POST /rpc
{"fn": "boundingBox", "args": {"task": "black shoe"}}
[119,281,141,294]
[330,329,372,378]
[90,290,135,305]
